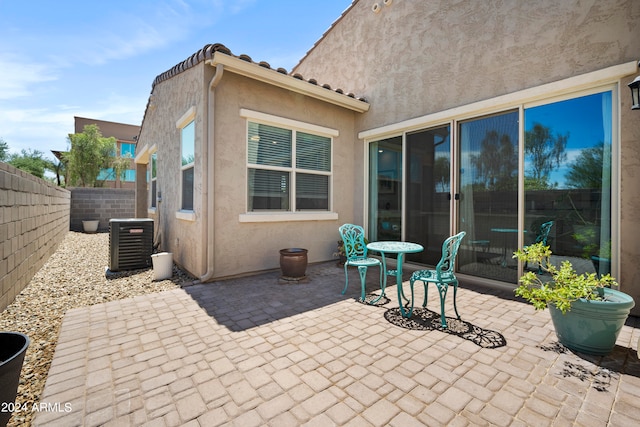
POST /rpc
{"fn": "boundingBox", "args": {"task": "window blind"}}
[296,132,331,171]
[248,123,292,167]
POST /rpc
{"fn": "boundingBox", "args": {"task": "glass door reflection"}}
[457,111,519,283]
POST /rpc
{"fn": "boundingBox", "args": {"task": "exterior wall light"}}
[629,74,640,110]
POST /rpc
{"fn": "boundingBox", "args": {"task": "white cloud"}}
[226,0,257,14]
[73,92,149,126]
[0,56,58,100]
[0,107,73,157]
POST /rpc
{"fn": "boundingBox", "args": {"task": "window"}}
[180,120,195,211]
[247,121,332,212]
[97,168,115,181]
[150,152,157,209]
[524,91,613,276]
[120,143,135,157]
[121,169,136,182]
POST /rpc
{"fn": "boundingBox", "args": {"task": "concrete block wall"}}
[69,187,135,232]
[0,162,70,312]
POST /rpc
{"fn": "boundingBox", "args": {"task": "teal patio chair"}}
[338,224,383,303]
[408,231,466,328]
[525,220,554,274]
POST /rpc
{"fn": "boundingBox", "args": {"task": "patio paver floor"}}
[33,261,640,426]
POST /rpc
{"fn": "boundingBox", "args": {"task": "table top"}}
[367,241,424,254]
[491,228,519,233]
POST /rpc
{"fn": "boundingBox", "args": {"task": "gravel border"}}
[0,231,194,427]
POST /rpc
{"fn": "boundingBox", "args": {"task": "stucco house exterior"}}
[135,0,640,313]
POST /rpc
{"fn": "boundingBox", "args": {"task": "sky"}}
[0,0,353,161]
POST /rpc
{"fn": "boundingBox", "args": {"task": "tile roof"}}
[151,43,367,103]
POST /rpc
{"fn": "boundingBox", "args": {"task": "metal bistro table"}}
[491,228,522,267]
[366,241,424,316]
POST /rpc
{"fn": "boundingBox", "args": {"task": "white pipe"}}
[200,63,224,282]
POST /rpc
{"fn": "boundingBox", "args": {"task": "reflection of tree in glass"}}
[434,156,450,192]
[525,123,568,188]
[182,154,195,166]
[471,130,517,190]
[565,143,606,189]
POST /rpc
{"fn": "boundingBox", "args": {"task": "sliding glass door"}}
[524,91,613,277]
[405,126,451,265]
[457,111,519,283]
[367,89,615,285]
[369,136,402,242]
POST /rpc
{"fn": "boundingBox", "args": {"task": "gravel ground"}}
[0,231,193,427]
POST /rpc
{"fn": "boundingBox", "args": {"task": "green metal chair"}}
[525,220,554,274]
[338,224,383,303]
[408,231,466,328]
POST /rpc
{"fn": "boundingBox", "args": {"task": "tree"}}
[471,130,518,190]
[51,159,67,187]
[0,138,8,161]
[7,149,54,179]
[434,156,450,192]
[66,124,118,187]
[565,143,605,189]
[524,122,568,188]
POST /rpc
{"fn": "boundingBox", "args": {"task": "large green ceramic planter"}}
[548,288,635,356]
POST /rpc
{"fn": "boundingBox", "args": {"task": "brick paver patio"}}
[34,261,640,426]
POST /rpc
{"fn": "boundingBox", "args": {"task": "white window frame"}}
[239,109,339,223]
[176,107,196,221]
[149,150,157,212]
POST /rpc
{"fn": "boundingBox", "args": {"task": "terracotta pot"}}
[279,248,308,278]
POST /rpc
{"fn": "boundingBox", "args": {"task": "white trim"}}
[239,212,338,223]
[207,53,369,113]
[240,109,339,137]
[244,114,334,215]
[176,210,196,221]
[178,116,195,212]
[359,61,638,140]
[134,143,157,164]
[150,152,158,209]
[176,106,196,129]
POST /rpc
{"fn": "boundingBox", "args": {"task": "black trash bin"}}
[0,332,29,427]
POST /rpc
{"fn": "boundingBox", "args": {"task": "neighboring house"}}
[135,0,640,313]
[72,117,140,188]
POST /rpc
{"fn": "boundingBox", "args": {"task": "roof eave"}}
[206,52,370,113]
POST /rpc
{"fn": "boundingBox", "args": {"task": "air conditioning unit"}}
[109,218,154,271]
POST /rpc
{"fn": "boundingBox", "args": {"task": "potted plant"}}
[333,237,370,266]
[513,242,634,356]
[333,240,347,266]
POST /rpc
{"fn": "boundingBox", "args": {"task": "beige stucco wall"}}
[139,63,362,279]
[295,0,640,312]
[620,73,640,313]
[209,71,359,278]
[137,64,207,276]
[295,0,640,129]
